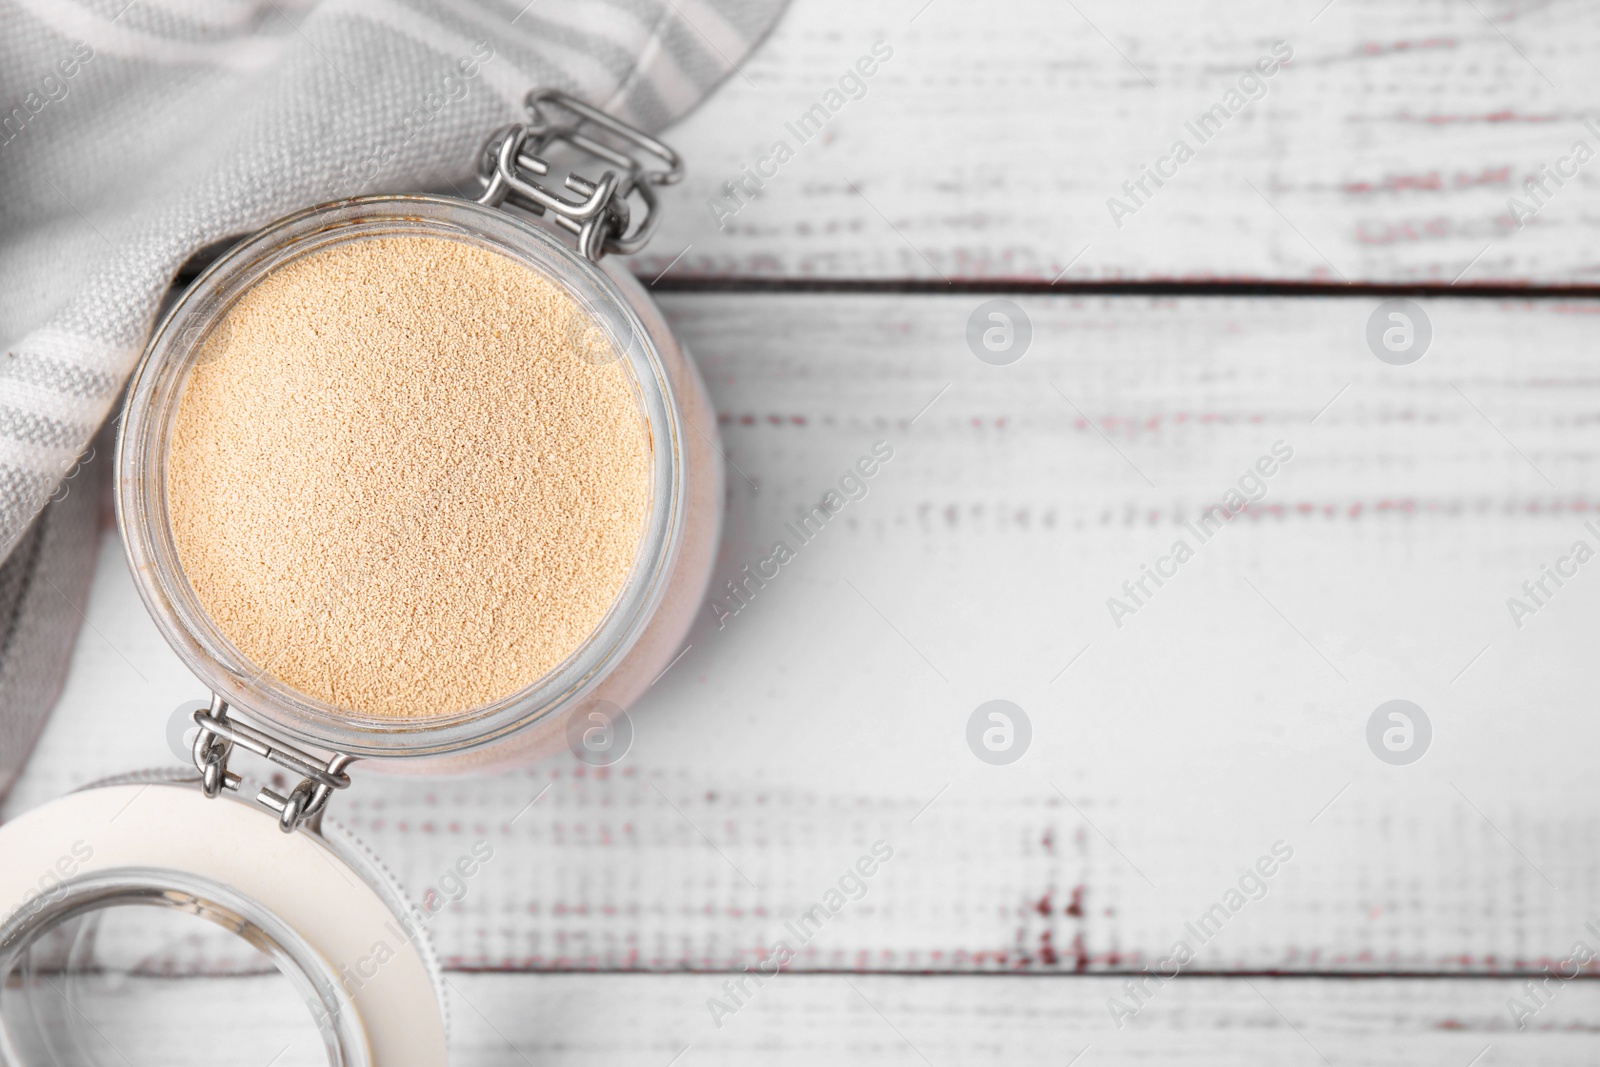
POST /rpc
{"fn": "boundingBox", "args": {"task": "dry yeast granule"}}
[167,235,651,719]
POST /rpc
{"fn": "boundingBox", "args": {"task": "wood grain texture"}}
[443,974,1600,1066]
[623,0,1600,285]
[11,293,1598,979]
[29,973,1600,1065]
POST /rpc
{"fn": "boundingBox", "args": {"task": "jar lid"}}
[0,776,447,1064]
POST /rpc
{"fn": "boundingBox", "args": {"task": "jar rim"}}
[116,195,687,759]
[0,778,449,1062]
[0,867,369,1063]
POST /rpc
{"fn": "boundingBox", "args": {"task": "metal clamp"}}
[476,89,682,261]
[192,695,354,834]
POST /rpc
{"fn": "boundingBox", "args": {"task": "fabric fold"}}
[0,0,786,791]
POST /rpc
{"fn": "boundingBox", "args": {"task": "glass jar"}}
[119,192,720,780]
[0,92,718,1061]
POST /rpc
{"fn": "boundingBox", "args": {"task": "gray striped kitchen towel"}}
[0,0,787,796]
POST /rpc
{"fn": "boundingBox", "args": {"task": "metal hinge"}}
[475,88,682,261]
[192,695,354,834]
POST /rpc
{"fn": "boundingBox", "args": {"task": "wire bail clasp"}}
[192,695,355,833]
[475,89,682,261]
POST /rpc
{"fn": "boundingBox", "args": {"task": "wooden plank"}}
[625,0,1599,284]
[443,974,1600,1066]
[33,973,1600,1065]
[11,293,1600,975]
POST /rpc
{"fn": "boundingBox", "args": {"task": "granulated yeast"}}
[167,234,651,719]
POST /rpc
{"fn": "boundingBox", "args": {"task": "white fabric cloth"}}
[0,0,785,791]
[0,0,783,551]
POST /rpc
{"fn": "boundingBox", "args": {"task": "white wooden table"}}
[10,0,1600,1062]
